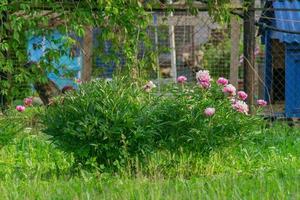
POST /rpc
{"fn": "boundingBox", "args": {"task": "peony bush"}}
[42,71,266,168]
[43,78,158,168]
[149,72,264,153]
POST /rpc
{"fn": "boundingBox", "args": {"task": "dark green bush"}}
[43,77,264,168]
[42,79,158,167]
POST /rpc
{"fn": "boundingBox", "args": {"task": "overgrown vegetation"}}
[42,76,262,169]
[0,1,297,199]
[0,110,299,199]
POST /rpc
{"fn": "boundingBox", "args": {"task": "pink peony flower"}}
[23,97,33,107]
[229,97,236,104]
[223,84,236,96]
[232,100,249,114]
[74,78,82,84]
[237,91,248,101]
[16,105,26,112]
[196,70,211,83]
[204,107,215,117]
[217,77,228,86]
[177,76,187,84]
[196,70,212,89]
[257,99,267,107]
[199,80,211,89]
[143,81,156,92]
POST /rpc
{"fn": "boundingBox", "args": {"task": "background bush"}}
[43,78,264,169]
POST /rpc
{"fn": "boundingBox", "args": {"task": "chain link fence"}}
[3,0,300,119]
[148,10,237,82]
[147,1,300,118]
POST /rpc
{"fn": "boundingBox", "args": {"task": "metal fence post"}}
[168,0,177,82]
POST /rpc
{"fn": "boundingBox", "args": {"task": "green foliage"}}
[0,0,152,103]
[0,116,23,147]
[1,172,299,200]
[0,134,74,180]
[0,105,298,199]
[138,123,300,178]
[0,123,299,199]
[0,108,74,180]
[202,37,231,78]
[150,83,262,154]
[4,106,44,132]
[0,0,242,104]
[42,79,157,168]
[206,0,232,22]
[202,33,243,78]
[42,78,263,169]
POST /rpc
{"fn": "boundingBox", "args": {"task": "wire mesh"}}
[255,0,300,117]
[148,2,300,118]
[3,0,300,119]
[148,10,235,82]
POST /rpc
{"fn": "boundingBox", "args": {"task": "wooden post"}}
[243,0,255,108]
[230,0,240,88]
[82,26,93,82]
[169,0,177,82]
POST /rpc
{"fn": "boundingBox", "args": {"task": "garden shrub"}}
[42,78,158,168]
[150,83,262,153]
[42,73,264,168]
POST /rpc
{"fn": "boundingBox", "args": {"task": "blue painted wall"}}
[261,0,300,117]
[285,44,300,117]
[264,30,272,103]
[27,32,82,90]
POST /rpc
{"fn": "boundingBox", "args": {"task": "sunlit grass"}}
[0,121,299,199]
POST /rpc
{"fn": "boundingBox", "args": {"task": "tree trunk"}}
[243,0,256,110]
[82,26,93,82]
[34,79,61,105]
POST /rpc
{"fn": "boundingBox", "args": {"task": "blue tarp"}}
[269,0,300,43]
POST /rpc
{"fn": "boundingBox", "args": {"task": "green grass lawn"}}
[0,123,299,199]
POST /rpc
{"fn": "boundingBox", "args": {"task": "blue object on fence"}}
[28,29,124,89]
[260,0,300,117]
[27,31,82,90]
[285,44,300,117]
[271,0,300,43]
